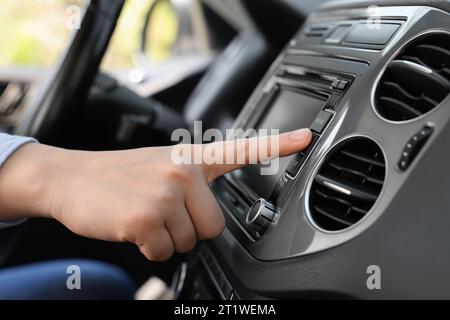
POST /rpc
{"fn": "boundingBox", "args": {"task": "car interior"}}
[1,0,450,299]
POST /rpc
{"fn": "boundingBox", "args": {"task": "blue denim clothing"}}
[0,135,136,300]
[0,259,135,300]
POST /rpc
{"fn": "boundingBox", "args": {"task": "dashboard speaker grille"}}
[375,34,450,121]
[309,137,386,231]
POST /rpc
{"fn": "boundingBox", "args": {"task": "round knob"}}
[246,199,277,235]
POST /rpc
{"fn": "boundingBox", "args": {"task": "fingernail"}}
[290,129,311,141]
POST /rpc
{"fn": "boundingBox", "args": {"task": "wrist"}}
[0,143,70,220]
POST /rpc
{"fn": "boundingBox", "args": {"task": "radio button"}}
[337,80,349,90]
[324,94,341,110]
[286,153,306,177]
[311,111,333,134]
[331,79,341,90]
[398,125,433,171]
[302,132,320,155]
[325,25,352,44]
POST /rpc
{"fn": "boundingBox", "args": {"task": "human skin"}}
[0,129,311,261]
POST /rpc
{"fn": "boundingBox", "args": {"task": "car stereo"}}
[212,57,354,239]
[235,85,327,200]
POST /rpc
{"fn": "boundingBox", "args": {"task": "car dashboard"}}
[174,1,450,299]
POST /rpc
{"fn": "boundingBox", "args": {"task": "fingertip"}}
[289,128,312,143]
[276,128,312,157]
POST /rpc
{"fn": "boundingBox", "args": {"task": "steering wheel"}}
[14,0,124,143]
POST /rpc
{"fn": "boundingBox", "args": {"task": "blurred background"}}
[0,0,181,71]
[1,0,299,144]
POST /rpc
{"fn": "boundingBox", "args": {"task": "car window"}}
[101,0,209,72]
[0,0,86,69]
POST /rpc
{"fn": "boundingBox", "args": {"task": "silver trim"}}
[304,134,388,235]
[399,60,433,74]
[371,29,450,124]
[322,180,352,195]
[246,200,263,225]
[170,262,187,299]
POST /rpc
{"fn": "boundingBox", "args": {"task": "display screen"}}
[233,89,327,199]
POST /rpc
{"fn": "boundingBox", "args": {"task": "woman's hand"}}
[0,129,311,261]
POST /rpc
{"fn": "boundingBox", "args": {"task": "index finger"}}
[202,128,312,182]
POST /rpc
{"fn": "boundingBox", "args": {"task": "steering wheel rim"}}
[14,0,124,143]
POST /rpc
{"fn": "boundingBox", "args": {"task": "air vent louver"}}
[375,34,450,121]
[309,137,386,231]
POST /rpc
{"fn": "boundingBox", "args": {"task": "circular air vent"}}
[375,33,450,122]
[308,137,386,232]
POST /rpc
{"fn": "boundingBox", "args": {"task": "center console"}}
[220,59,354,239]
[177,2,450,300]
